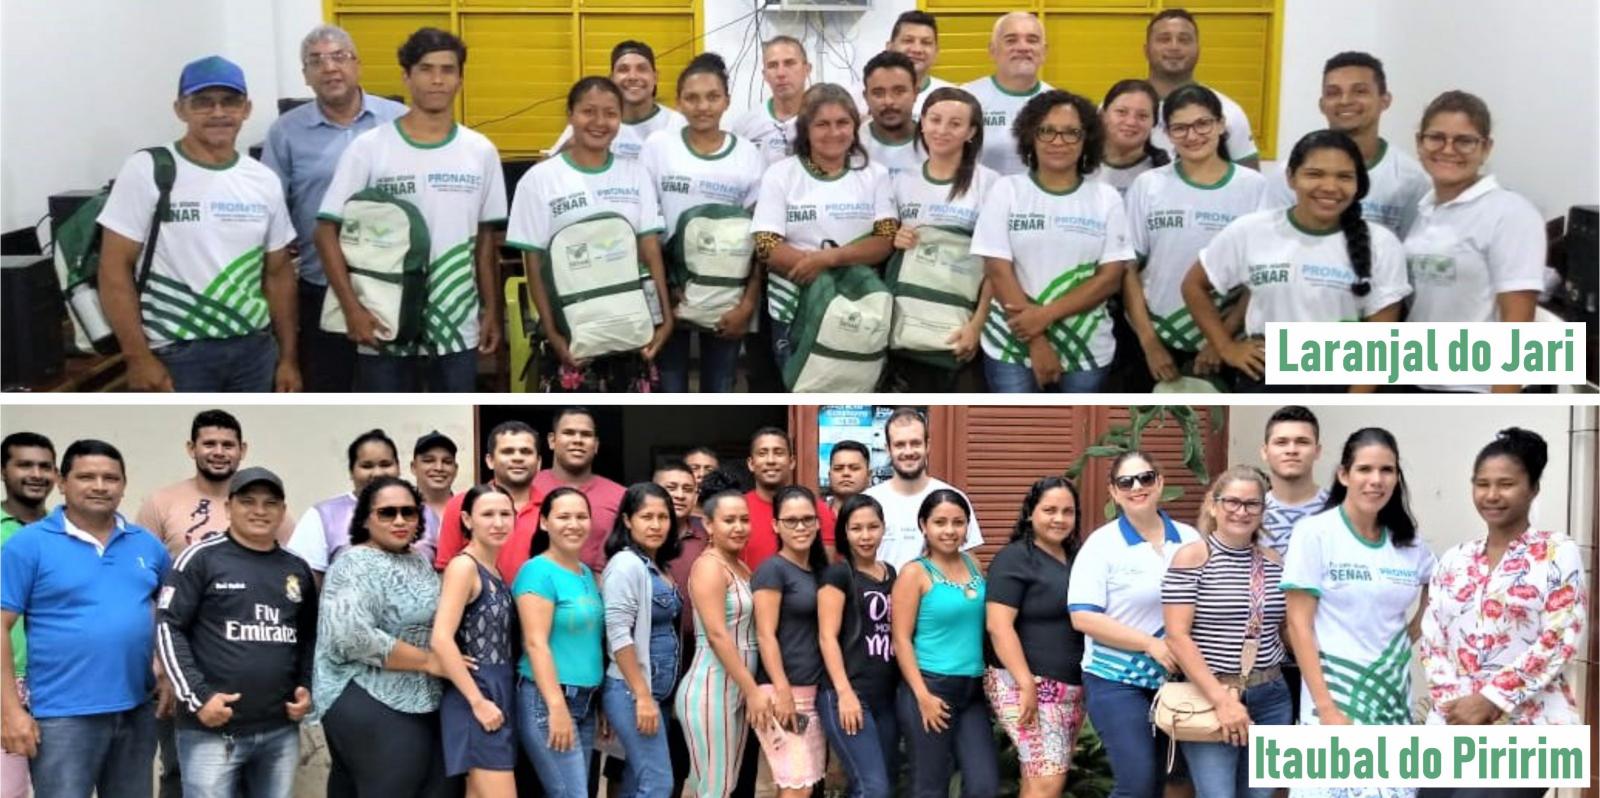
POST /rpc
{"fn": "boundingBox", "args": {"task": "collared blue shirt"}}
[0,507,170,717]
[261,92,407,284]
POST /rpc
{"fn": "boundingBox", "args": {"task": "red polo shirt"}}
[432,482,543,583]
[740,489,835,570]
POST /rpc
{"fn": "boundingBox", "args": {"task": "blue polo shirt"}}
[0,508,170,718]
[260,92,407,284]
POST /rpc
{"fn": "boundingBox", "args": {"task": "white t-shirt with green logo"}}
[317,121,508,357]
[551,104,688,162]
[1199,208,1411,336]
[961,76,1053,176]
[506,151,664,251]
[1267,138,1431,238]
[97,144,294,348]
[969,173,1134,372]
[892,161,1000,234]
[1096,154,1161,197]
[1150,85,1258,163]
[1125,161,1268,352]
[1280,507,1436,724]
[860,122,922,180]
[729,99,800,166]
[750,157,895,324]
[638,129,764,242]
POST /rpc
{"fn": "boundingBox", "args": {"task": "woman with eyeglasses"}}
[1120,85,1267,392]
[1418,429,1585,798]
[751,486,832,796]
[514,488,604,798]
[972,89,1134,393]
[1181,130,1411,392]
[983,477,1088,798]
[676,470,771,797]
[1162,467,1290,798]
[1403,91,1546,394]
[432,484,519,798]
[751,83,897,372]
[313,477,449,798]
[891,490,996,798]
[1097,80,1170,197]
[817,495,899,798]
[1281,429,1434,798]
[1068,452,1201,798]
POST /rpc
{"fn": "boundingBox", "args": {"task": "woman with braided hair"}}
[1179,129,1411,392]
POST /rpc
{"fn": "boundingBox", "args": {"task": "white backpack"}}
[884,225,984,370]
[667,204,754,331]
[321,188,431,344]
[543,213,654,360]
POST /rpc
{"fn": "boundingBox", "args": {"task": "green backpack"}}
[781,264,893,393]
[319,187,431,346]
[666,204,754,332]
[53,146,176,354]
[883,224,985,371]
[543,212,655,360]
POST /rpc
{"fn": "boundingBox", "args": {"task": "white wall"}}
[3,0,1594,232]
[0,404,474,525]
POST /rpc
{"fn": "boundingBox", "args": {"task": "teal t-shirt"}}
[912,555,986,677]
[1,512,24,676]
[513,555,603,687]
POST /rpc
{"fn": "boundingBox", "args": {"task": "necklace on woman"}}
[932,556,980,600]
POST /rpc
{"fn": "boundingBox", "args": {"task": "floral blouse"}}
[1419,528,1587,724]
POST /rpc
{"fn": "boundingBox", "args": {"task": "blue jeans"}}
[983,355,1110,393]
[657,327,742,393]
[517,680,598,798]
[601,675,673,798]
[817,687,899,798]
[896,674,996,798]
[1179,677,1292,798]
[176,725,299,798]
[769,317,794,376]
[1084,673,1176,798]
[354,348,477,392]
[156,331,277,392]
[30,703,158,798]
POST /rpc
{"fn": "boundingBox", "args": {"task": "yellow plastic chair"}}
[504,274,540,393]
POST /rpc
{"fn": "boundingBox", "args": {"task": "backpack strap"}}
[136,146,177,295]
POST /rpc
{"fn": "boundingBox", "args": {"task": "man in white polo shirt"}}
[963,12,1053,176]
[865,408,984,568]
[1144,8,1260,170]
[98,55,299,393]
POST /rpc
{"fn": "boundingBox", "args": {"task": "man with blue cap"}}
[96,55,300,394]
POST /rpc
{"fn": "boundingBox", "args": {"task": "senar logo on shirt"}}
[1327,561,1372,582]
[426,172,483,194]
[983,110,1008,127]
[374,175,417,197]
[1009,213,1046,231]
[661,175,692,194]
[1148,210,1185,230]
[788,205,818,223]
[165,201,202,223]
[550,192,589,216]
[1249,262,1292,287]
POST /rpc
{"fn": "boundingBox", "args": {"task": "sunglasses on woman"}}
[374,505,420,521]
[1112,470,1159,491]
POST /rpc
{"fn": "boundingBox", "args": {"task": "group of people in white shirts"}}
[495,6,1548,395]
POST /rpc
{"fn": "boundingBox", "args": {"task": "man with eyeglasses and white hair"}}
[262,25,406,392]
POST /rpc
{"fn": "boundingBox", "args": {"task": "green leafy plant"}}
[1064,405,1225,519]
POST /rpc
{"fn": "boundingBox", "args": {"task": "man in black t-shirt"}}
[156,467,318,798]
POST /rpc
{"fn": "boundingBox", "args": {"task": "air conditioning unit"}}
[768,0,870,13]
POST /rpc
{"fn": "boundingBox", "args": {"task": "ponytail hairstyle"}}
[793,83,867,170]
[1473,427,1548,490]
[915,86,985,202]
[459,482,514,541]
[773,484,830,574]
[1322,427,1417,546]
[1013,89,1105,177]
[1100,79,1171,169]
[677,51,729,96]
[532,486,591,559]
[1286,130,1373,297]
[1010,476,1084,559]
[1161,83,1231,164]
[1199,465,1271,540]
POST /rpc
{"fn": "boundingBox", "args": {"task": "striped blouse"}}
[1161,535,1287,676]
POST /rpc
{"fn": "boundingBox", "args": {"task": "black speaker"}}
[1,254,66,388]
[1565,205,1596,307]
